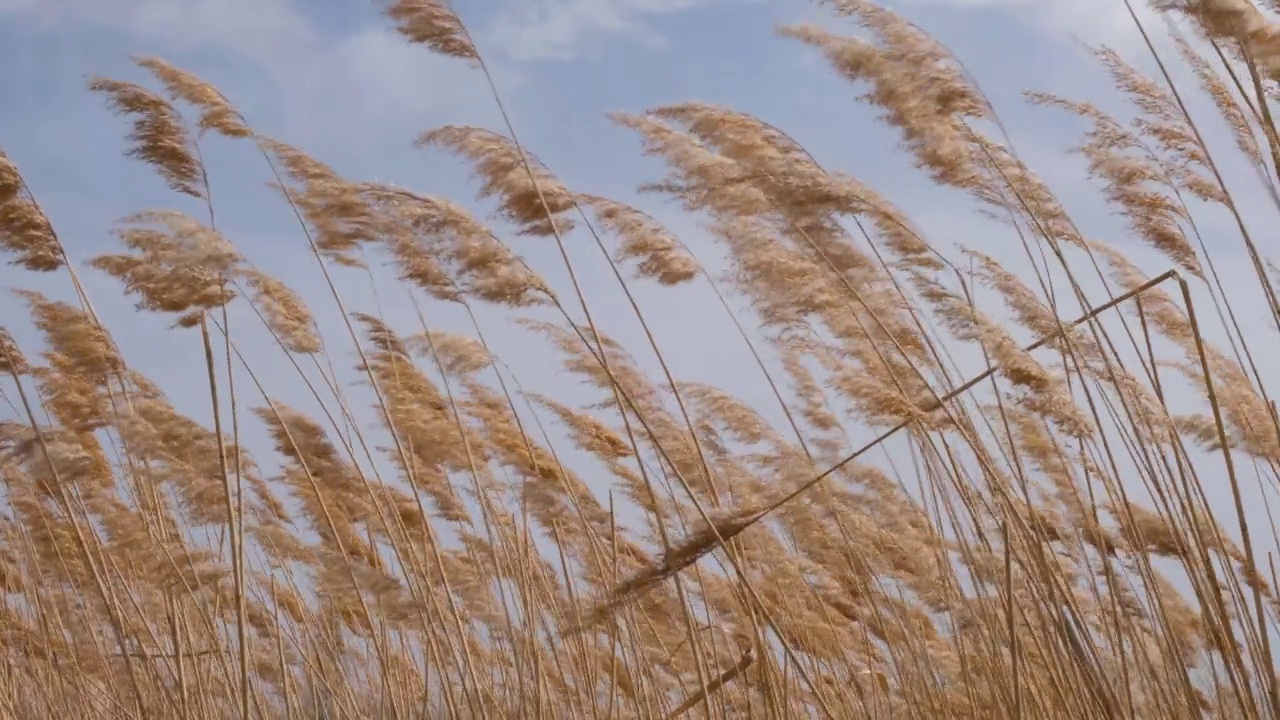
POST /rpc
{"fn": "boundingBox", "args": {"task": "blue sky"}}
[3,0,1280,552]
[0,0,1164,355]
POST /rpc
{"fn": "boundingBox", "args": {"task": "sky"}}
[3,0,1280,559]
[0,0,1177,381]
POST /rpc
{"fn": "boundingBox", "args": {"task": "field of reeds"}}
[6,0,1280,717]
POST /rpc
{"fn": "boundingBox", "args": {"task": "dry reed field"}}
[8,0,1280,717]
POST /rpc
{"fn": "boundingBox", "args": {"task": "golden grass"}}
[3,0,1280,717]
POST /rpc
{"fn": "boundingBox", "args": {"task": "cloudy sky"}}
[3,0,1279,547]
[0,0,1178,378]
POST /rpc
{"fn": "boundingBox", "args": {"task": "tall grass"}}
[3,0,1280,717]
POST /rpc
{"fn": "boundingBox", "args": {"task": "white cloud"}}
[485,0,712,61]
[0,0,506,153]
[275,27,505,151]
[0,0,316,66]
[891,0,1158,49]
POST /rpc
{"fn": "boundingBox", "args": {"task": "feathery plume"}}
[407,331,492,377]
[368,186,551,306]
[382,0,479,62]
[87,77,204,197]
[240,267,323,354]
[0,329,26,375]
[579,195,699,285]
[1174,37,1264,168]
[91,210,242,327]
[262,138,385,268]
[779,1,989,188]
[419,126,576,237]
[133,56,252,138]
[0,151,62,271]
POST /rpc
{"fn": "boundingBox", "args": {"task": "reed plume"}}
[3,1,1280,718]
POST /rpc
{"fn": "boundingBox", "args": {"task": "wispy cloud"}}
[893,0,1157,50]
[0,0,507,168]
[484,0,733,61]
[0,0,316,64]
